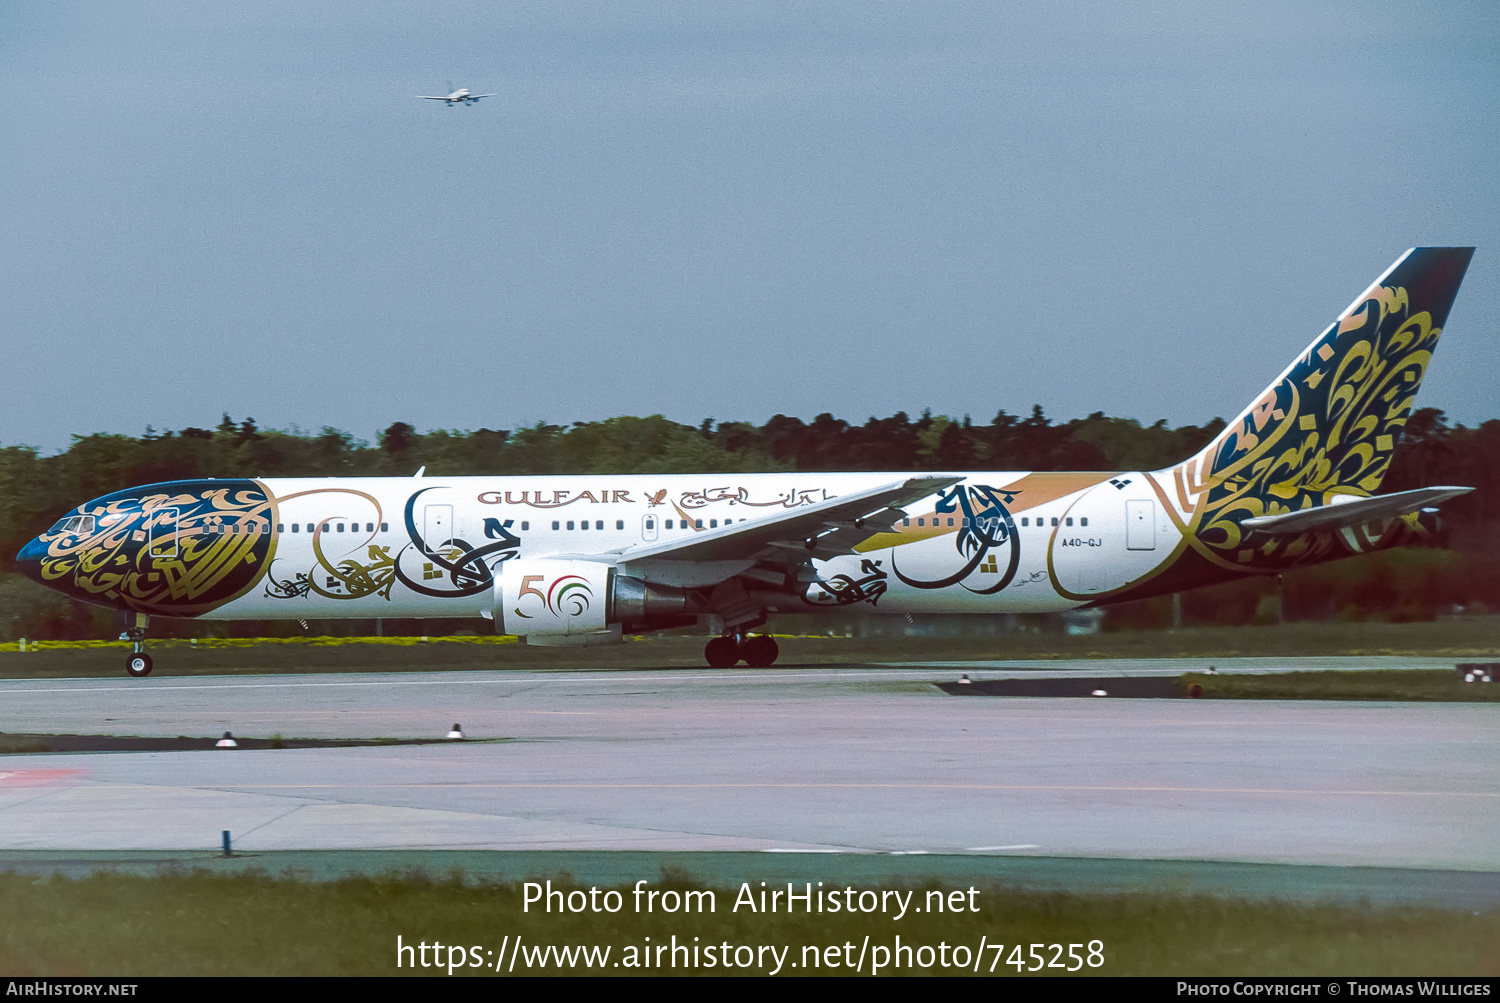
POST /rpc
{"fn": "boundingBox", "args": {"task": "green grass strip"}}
[0,871,1493,976]
[1181,669,1500,702]
[1,634,523,651]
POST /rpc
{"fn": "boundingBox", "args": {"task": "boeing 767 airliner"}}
[17,247,1476,674]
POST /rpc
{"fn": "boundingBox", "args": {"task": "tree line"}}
[0,407,1494,639]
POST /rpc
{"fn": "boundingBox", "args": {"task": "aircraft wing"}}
[1240,486,1473,535]
[418,95,452,100]
[469,94,497,100]
[608,476,960,587]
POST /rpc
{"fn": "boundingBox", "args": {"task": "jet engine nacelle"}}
[493,560,702,643]
[495,560,611,640]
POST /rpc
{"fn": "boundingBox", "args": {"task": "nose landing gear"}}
[121,613,152,677]
[703,633,779,668]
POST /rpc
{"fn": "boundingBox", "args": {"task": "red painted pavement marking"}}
[0,769,86,786]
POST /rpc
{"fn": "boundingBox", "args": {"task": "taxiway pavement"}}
[0,662,1494,869]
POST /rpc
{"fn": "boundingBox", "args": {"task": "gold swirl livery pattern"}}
[25,479,277,617]
[1169,247,1474,573]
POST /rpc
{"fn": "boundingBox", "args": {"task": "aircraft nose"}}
[16,478,278,617]
[16,534,47,585]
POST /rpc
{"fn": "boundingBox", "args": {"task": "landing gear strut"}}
[121,613,152,677]
[703,633,779,668]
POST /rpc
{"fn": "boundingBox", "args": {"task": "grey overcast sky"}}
[2,1,1496,453]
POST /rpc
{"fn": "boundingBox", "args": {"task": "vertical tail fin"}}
[1170,247,1474,569]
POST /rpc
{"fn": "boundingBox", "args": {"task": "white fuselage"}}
[208,471,1181,621]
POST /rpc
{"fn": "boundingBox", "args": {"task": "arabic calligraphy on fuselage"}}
[476,486,831,509]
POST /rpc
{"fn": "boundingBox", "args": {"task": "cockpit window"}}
[48,515,96,536]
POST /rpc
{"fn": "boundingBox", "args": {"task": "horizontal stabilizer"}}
[1240,486,1473,535]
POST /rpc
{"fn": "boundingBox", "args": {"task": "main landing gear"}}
[704,633,779,669]
[121,613,152,677]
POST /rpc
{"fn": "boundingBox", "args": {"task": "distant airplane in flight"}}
[17,248,1476,675]
[418,85,495,106]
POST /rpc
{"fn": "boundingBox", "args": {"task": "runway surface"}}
[0,662,1495,869]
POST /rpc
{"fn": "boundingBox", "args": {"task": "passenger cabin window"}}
[595,521,603,530]
[1066,518,1073,527]
[695,519,703,529]
[278,524,286,533]
[381,523,389,532]
[616,520,624,530]
[710,519,718,528]
[666,520,674,529]
[521,521,529,531]
[552,521,560,530]
[1081,517,1088,527]
[567,521,575,530]
[1051,518,1058,527]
